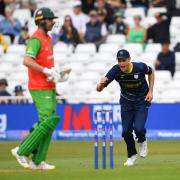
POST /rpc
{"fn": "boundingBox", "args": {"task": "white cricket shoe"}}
[139,140,148,158]
[124,154,137,166]
[29,161,55,170]
[11,147,29,168]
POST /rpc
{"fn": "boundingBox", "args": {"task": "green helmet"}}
[34,7,58,25]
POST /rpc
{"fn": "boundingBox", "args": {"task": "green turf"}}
[0,140,180,180]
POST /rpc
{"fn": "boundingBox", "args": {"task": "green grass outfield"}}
[0,140,180,180]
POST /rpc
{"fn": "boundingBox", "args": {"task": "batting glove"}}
[43,67,54,76]
[47,68,60,83]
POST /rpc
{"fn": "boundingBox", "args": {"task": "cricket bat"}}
[59,67,72,82]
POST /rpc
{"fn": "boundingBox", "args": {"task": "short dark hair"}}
[0,78,8,86]
[161,40,170,45]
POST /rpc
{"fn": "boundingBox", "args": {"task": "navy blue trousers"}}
[120,97,150,157]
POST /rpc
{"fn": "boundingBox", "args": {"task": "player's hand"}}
[47,68,60,83]
[100,77,108,85]
[43,67,54,76]
[145,91,153,102]
[96,77,108,92]
[43,67,60,83]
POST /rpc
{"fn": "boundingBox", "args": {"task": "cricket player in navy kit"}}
[96,49,155,166]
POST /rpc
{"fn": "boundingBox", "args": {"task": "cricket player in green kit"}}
[11,8,62,170]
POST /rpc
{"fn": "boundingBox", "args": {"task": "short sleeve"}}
[140,62,152,75]
[25,38,41,59]
[104,65,118,87]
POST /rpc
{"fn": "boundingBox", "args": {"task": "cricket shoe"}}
[124,154,137,166]
[11,147,29,168]
[29,161,55,170]
[139,140,148,158]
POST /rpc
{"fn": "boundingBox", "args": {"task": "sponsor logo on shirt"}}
[26,47,34,57]
[47,55,54,60]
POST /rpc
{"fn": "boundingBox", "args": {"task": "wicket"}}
[94,110,114,169]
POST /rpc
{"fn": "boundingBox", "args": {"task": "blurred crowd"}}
[52,0,180,50]
[0,0,180,47]
[0,0,180,101]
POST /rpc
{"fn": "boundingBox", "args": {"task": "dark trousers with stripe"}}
[120,97,150,158]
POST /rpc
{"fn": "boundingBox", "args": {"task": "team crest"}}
[134,74,138,79]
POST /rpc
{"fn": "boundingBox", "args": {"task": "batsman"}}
[96,49,155,166]
[11,8,67,170]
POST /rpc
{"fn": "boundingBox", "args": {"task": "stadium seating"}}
[93,52,114,64]
[99,43,119,56]
[140,52,157,65]
[0,72,6,79]
[124,43,143,56]
[68,62,84,74]
[155,70,172,82]
[7,45,26,56]
[0,1,179,103]
[170,17,180,43]
[9,72,28,84]
[3,35,11,45]
[56,81,71,96]
[175,53,180,66]
[141,16,157,28]
[54,53,69,66]
[54,43,73,56]
[2,53,23,65]
[15,64,27,73]
[75,43,96,56]
[154,80,166,93]
[167,80,180,90]
[87,62,108,74]
[6,80,22,94]
[71,53,92,65]
[124,17,134,28]
[0,45,4,56]
[170,17,180,29]
[106,35,126,46]
[160,90,180,103]
[81,71,100,83]
[13,9,31,26]
[145,43,162,54]
[0,63,14,74]
[173,71,180,80]
[147,7,167,17]
[124,8,145,18]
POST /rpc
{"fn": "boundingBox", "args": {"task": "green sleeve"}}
[25,38,41,59]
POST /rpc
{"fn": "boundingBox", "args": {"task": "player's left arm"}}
[145,67,155,102]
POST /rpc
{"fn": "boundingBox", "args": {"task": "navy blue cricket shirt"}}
[105,62,152,101]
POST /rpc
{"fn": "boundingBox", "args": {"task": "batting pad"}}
[32,132,52,165]
[17,115,59,156]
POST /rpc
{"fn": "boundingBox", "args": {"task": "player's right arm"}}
[96,77,108,92]
[23,38,44,72]
[23,38,55,76]
[24,56,44,72]
[96,65,117,92]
